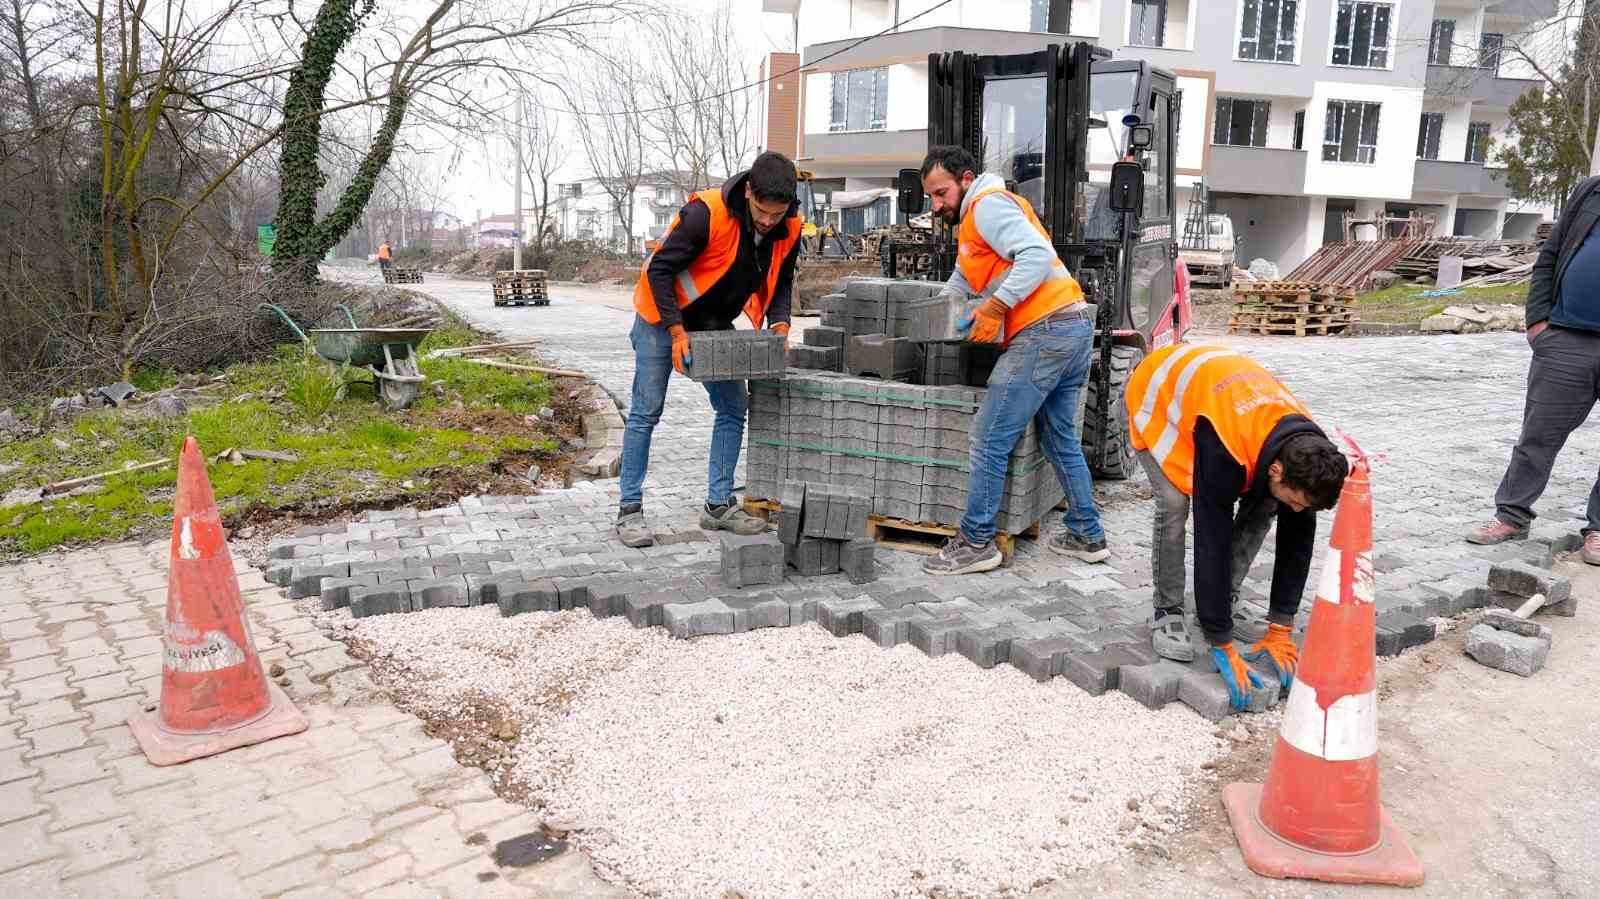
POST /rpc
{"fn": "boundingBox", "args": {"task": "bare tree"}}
[573,57,649,251]
[517,93,564,257]
[640,1,757,195]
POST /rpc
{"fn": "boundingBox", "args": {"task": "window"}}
[1293,110,1305,149]
[1466,121,1492,163]
[1323,100,1381,164]
[1417,113,1443,159]
[1429,19,1455,65]
[653,210,671,228]
[1239,0,1298,62]
[1479,33,1504,70]
[1144,90,1171,220]
[560,183,582,199]
[1029,0,1069,33]
[1129,0,1166,47]
[1332,1,1392,68]
[829,68,888,132]
[1213,98,1271,147]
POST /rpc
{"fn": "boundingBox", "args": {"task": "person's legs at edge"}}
[697,378,765,535]
[1139,450,1194,660]
[616,317,672,545]
[1035,317,1107,562]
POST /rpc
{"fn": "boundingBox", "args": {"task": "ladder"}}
[1182,182,1209,250]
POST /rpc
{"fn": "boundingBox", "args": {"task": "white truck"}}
[1180,214,1236,289]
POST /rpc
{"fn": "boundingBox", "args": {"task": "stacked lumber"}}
[1228,281,1357,337]
[493,269,550,307]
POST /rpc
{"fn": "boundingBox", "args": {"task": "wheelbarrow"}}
[258,303,431,410]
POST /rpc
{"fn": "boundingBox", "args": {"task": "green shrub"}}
[283,345,345,417]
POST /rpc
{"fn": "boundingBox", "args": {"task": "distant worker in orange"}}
[1125,344,1348,710]
[377,239,393,273]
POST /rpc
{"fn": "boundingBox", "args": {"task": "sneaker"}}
[923,534,1003,576]
[615,510,654,548]
[1048,529,1111,563]
[1231,604,1270,644]
[1585,532,1600,566]
[1466,519,1527,545]
[700,502,767,536]
[1150,610,1195,662]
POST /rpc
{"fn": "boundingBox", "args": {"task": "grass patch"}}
[0,318,562,555]
[1355,282,1528,325]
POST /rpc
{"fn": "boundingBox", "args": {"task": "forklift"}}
[889,41,1191,479]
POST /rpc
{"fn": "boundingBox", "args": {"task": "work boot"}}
[1048,529,1111,563]
[1466,519,1527,545]
[923,534,1003,576]
[615,506,654,548]
[700,502,767,535]
[1585,532,1600,566]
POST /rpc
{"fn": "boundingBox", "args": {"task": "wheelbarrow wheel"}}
[378,355,422,411]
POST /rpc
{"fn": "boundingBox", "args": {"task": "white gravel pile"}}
[349,609,1225,898]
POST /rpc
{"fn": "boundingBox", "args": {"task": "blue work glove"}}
[1211,642,1265,712]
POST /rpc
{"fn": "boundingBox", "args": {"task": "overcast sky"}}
[431,0,795,221]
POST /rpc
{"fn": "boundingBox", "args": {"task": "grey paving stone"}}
[723,593,791,631]
[1059,645,1145,696]
[1118,660,1189,709]
[348,584,412,619]
[816,596,882,637]
[1478,608,1543,637]
[319,574,378,611]
[1487,560,1571,604]
[664,599,736,639]
[407,576,469,610]
[624,591,680,628]
[1375,610,1435,653]
[1178,670,1235,722]
[956,624,1026,669]
[496,580,560,616]
[1464,622,1552,677]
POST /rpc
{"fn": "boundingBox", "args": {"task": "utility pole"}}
[513,91,524,271]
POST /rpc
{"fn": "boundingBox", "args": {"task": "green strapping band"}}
[750,379,981,410]
[749,436,1052,477]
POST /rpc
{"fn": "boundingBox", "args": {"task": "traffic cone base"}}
[129,680,308,767]
[1223,782,1424,886]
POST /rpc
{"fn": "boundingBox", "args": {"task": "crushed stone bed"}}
[344,605,1227,898]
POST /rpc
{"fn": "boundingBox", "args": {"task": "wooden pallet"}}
[741,497,1036,562]
[493,270,550,307]
[1228,313,1354,337]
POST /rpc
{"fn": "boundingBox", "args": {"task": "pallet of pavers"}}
[265,492,1562,721]
[1228,280,1356,337]
[684,329,788,382]
[493,269,549,307]
[745,370,1060,557]
[805,276,965,377]
[383,267,423,285]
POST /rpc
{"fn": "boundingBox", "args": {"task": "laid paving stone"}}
[908,614,975,657]
[624,591,680,629]
[1118,660,1189,710]
[723,594,791,631]
[496,580,560,616]
[816,596,882,637]
[1059,645,1146,696]
[664,599,736,639]
[860,606,930,648]
[1178,670,1235,722]
[956,624,1026,669]
[1375,610,1435,654]
[319,575,378,611]
[406,577,469,611]
[348,584,411,619]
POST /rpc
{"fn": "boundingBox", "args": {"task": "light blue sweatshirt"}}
[942,172,1060,307]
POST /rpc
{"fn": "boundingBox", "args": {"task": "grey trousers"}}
[1139,450,1274,616]
[1494,325,1600,532]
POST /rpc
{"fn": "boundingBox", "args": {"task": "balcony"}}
[1425,65,1539,109]
[802,129,929,175]
[1413,159,1513,198]
[1206,145,1307,196]
[801,25,1096,69]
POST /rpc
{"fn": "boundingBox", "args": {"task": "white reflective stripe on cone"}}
[1132,344,1207,434]
[1279,679,1379,761]
[1315,547,1376,606]
[1150,350,1239,465]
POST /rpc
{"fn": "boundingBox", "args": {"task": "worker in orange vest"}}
[377,239,393,272]
[916,145,1108,576]
[615,152,802,548]
[1125,344,1348,710]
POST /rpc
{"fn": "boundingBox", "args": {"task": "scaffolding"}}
[1182,181,1210,250]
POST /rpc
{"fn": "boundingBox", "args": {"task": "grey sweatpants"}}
[1494,325,1600,532]
[1138,450,1274,621]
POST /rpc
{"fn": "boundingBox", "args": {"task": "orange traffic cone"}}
[128,437,307,766]
[1222,441,1425,886]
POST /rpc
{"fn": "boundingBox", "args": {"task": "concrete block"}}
[1008,636,1078,682]
[803,325,847,349]
[956,624,1025,669]
[723,593,792,631]
[585,580,636,618]
[319,574,378,611]
[623,590,679,628]
[861,606,930,648]
[845,334,920,380]
[407,576,469,610]
[289,563,351,599]
[1178,670,1235,722]
[788,345,840,371]
[349,584,411,619]
[1118,661,1189,709]
[1488,561,1572,605]
[816,596,882,636]
[908,614,973,657]
[1465,622,1551,677]
[1375,610,1435,652]
[786,536,840,576]
[1059,645,1145,696]
[1421,577,1488,616]
[497,580,560,616]
[898,295,961,341]
[841,538,877,584]
[778,480,807,545]
[664,599,737,639]
[1479,608,1543,637]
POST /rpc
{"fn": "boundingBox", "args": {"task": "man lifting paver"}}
[1468,175,1600,564]
[915,145,1109,575]
[1126,344,1348,710]
[615,152,803,547]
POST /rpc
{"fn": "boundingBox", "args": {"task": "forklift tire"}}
[1084,344,1143,480]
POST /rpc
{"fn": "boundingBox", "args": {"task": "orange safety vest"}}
[632,189,802,329]
[1125,343,1312,495]
[956,186,1084,346]
[377,243,392,261]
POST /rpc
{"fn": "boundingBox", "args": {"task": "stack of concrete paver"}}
[775,480,876,582]
[745,370,1060,533]
[807,277,966,378]
[719,532,786,587]
[1462,558,1576,676]
[684,330,788,382]
[920,341,1003,387]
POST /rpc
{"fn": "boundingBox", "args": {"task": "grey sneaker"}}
[615,511,654,548]
[1150,610,1195,663]
[700,502,767,536]
[1231,603,1270,644]
[923,534,1003,576]
[1048,529,1111,563]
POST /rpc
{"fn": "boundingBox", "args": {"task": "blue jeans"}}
[960,316,1104,545]
[619,316,748,508]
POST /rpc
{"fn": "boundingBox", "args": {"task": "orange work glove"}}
[1209,641,1265,712]
[958,298,1007,344]
[669,324,692,375]
[1244,622,1298,688]
[771,322,791,347]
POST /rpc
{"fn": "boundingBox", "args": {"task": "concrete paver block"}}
[1118,660,1188,709]
[664,599,736,639]
[349,584,412,619]
[1178,670,1235,722]
[816,596,882,637]
[1464,622,1552,677]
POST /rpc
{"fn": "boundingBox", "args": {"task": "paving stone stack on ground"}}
[770,480,874,578]
[744,371,1062,532]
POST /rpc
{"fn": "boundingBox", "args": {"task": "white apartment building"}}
[551,174,710,252]
[759,0,1564,272]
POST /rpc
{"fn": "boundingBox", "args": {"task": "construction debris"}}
[1228,282,1356,337]
[1289,237,1539,292]
[1420,304,1525,334]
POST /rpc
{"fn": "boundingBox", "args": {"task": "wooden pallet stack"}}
[1228,281,1357,337]
[381,267,423,284]
[493,269,550,307]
